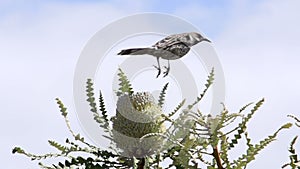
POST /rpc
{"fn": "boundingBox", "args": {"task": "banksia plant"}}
[12,68,294,169]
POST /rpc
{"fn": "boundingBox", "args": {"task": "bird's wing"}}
[164,42,190,59]
[152,33,187,49]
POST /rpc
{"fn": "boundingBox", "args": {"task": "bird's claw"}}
[153,65,161,78]
[153,65,169,78]
[163,66,170,77]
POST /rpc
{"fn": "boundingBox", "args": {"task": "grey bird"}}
[118,32,211,77]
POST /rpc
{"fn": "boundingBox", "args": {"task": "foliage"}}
[12,68,293,169]
[157,69,292,169]
[12,96,129,168]
[282,115,300,169]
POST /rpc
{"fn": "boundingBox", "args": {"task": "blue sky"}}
[1,0,300,168]
[0,0,233,38]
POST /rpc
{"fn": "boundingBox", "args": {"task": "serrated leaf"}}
[168,99,186,118]
[48,140,67,153]
[158,83,169,107]
[229,98,264,149]
[86,79,98,114]
[99,91,109,122]
[55,98,68,117]
[117,68,133,96]
[188,68,214,109]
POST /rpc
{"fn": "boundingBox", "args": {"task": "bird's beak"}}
[202,38,211,43]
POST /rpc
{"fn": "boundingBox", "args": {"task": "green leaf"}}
[55,98,68,117]
[48,140,67,153]
[281,123,293,129]
[99,91,109,122]
[12,147,24,154]
[86,79,98,113]
[158,83,169,108]
[168,99,186,118]
[288,114,300,127]
[188,68,214,109]
[117,68,133,96]
[229,98,264,149]
[233,122,291,168]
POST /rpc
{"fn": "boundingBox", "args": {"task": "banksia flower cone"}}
[112,92,165,157]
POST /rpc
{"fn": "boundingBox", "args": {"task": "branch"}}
[212,146,224,169]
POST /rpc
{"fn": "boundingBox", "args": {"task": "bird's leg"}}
[163,60,170,77]
[153,57,161,78]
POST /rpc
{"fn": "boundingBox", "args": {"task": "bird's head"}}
[190,32,211,44]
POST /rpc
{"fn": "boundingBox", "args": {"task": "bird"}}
[118,32,211,78]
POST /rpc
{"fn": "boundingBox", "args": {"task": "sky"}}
[1,0,300,168]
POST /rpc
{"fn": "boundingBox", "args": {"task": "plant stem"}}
[212,146,224,169]
[137,158,145,169]
[156,154,160,168]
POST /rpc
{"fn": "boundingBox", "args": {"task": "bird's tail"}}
[117,48,152,55]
